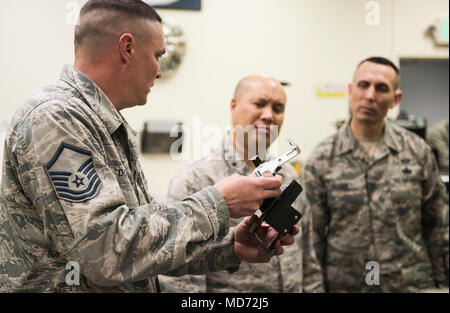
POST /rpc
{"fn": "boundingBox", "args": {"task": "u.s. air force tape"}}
[45,143,102,202]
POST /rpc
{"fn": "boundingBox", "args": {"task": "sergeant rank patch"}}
[45,143,102,202]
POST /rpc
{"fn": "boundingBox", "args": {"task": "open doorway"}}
[399,58,449,129]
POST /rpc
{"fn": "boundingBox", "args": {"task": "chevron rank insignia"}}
[45,143,102,202]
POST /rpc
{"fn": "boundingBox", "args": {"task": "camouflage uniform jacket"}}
[427,119,449,173]
[301,119,449,292]
[159,135,303,293]
[0,65,239,292]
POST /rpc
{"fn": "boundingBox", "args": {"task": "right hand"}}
[214,173,283,218]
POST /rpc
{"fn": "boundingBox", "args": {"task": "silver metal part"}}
[252,139,301,177]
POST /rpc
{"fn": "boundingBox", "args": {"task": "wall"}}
[1,0,448,199]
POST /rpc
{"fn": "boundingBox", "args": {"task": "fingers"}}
[271,239,284,255]
[263,228,284,255]
[277,226,299,246]
[257,175,283,189]
[247,173,283,188]
[244,214,260,227]
[230,202,261,218]
[262,225,297,250]
[289,225,299,236]
[259,188,282,199]
[279,234,295,246]
[247,175,282,201]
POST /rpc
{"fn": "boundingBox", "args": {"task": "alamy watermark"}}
[365,1,380,26]
[65,261,80,286]
[65,1,81,26]
[167,117,281,162]
[365,261,380,286]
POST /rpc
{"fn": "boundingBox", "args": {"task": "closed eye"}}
[254,99,268,108]
[375,83,390,93]
[272,102,285,113]
[156,49,166,60]
[358,81,370,89]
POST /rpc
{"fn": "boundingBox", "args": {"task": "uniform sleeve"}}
[11,103,233,286]
[420,147,449,287]
[159,165,213,292]
[300,158,328,292]
[427,121,449,172]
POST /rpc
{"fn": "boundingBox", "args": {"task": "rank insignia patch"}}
[45,143,102,202]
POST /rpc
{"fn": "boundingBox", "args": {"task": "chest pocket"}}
[326,178,366,210]
[389,160,423,244]
[104,140,141,208]
[389,161,422,213]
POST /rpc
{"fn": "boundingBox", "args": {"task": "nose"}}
[156,64,162,79]
[364,85,376,102]
[260,105,274,124]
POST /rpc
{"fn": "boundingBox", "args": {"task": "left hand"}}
[233,215,299,263]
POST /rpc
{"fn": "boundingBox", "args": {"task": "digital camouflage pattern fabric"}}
[427,119,449,173]
[301,119,449,292]
[0,65,240,292]
[159,135,304,293]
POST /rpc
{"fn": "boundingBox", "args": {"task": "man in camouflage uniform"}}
[0,0,298,292]
[427,119,449,174]
[301,57,449,292]
[159,75,304,293]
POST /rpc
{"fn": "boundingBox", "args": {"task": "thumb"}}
[244,214,259,227]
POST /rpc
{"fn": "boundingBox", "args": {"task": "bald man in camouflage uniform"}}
[159,75,304,293]
[301,57,449,292]
[0,1,297,292]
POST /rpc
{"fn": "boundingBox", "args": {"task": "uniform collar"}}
[335,119,358,156]
[59,65,124,136]
[335,118,402,157]
[381,120,402,154]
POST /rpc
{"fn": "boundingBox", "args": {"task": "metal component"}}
[251,156,263,168]
[249,139,302,250]
[252,139,301,177]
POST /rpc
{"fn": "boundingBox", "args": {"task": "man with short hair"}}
[0,0,297,292]
[159,74,304,293]
[301,57,449,292]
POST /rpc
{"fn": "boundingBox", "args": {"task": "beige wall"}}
[1,0,448,199]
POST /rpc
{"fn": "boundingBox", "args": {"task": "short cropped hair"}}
[75,0,161,54]
[79,0,161,21]
[357,56,401,89]
[358,56,399,74]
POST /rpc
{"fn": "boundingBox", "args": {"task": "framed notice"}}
[144,0,201,11]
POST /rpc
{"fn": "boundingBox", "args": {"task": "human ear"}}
[230,98,237,113]
[390,90,403,109]
[118,33,135,65]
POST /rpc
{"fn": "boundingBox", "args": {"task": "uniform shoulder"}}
[10,83,85,132]
[389,122,433,159]
[178,158,226,178]
[167,159,228,203]
[169,159,227,191]
[428,119,449,139]
[305,132,339,164]
[6,84,95,154]
[391,122,429,147]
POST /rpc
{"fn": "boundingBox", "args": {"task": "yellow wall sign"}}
[315,83,347,98]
